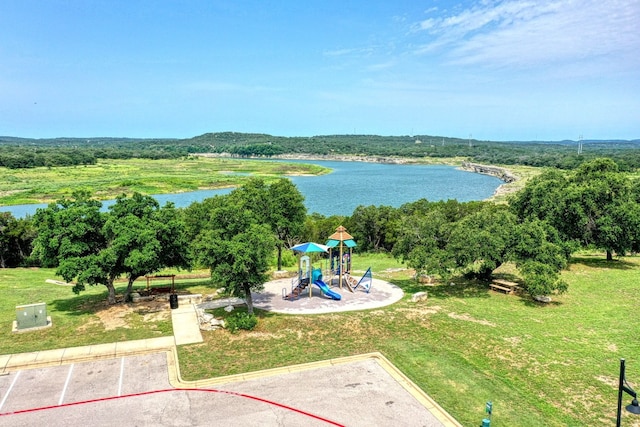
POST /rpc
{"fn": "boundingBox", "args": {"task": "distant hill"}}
[1,132,639,170]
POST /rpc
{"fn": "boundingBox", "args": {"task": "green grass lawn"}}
[0,157,328,205]
[0,268,175,354]
[177,252,640,427]
[2,253,639,426]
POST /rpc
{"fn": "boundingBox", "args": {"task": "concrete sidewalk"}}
[170,303,203,345]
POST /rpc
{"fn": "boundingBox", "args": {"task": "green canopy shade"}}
[326,239,357,248]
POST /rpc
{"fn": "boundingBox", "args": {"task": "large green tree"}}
[0,212,35,268]
[103,193,191,302]
[393,201,571,296]
[446,204,517,280]
[348,205,398,252]
[511,158,639,260]
[267,179,306,270]
[32,191,106,268]
[302,213,347,244]
[194,186,275,314]
[33,192,190,304]
[186,178,306,273]
[508,219,573,296]
[392,207,453,280]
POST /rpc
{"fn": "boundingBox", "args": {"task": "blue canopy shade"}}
[326,239,357,248]
[291,242,329,253]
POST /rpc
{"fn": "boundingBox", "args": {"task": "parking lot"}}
[0,350,459,426]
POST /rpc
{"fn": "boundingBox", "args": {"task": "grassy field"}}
[1,256,638,426]
[0,268,179,354]
[177,253,640,427]
[0,157,328,205]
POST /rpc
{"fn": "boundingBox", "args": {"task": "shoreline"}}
[194,152,520,200]
[193,152,439,165]
[2,155,519,211]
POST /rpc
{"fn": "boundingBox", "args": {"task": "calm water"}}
[0,160,502,217]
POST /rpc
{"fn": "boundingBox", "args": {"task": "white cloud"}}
[323,46,376,57]
[412,0,640,69]
[367,61,396,71]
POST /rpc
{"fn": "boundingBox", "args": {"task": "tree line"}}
[1,158,639,311]
[0,145,182,169]
[2,132,640,170]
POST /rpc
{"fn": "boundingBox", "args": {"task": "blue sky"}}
[1,0,638,141]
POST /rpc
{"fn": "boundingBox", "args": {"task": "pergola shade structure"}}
[326,226,357,290]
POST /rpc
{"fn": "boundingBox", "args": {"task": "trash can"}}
[169,294,179,309]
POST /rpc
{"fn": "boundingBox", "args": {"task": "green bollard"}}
[482,401,492,426]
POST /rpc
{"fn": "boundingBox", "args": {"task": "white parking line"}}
[0,370,20,412]
[118,357,125,396]
[59,364,74,406]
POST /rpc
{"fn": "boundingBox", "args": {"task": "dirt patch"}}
[94,299,170,330]
[503,336,522,345]
[383,268,409,273]
[396,306,442,321]
[448,312,496,327]
[142,309,171,324]
[243,332,285,340]
[595,375,617,388]
[95,305,134,330]
[46,279,74,286]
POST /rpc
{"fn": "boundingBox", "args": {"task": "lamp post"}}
[617,359,640,426]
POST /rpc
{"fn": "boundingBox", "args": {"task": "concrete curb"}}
[0,337,175,373]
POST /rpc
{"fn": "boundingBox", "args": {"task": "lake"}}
[0,159,503,217]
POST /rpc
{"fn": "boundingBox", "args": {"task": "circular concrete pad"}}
[252,278,403,314]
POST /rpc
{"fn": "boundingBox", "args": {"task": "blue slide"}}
[314,280,341,300]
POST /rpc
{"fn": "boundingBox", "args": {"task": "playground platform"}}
[252,277,404,314]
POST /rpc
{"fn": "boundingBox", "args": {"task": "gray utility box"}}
[16,303,48,329]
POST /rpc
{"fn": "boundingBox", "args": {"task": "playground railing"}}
[282,277,302,301]
[353,267,373,293]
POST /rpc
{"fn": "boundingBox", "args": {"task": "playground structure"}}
[282,226,373,301]
[283,248,342,301]
[326,225,357,291]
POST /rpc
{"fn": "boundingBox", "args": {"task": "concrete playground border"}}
[251,277,405,314]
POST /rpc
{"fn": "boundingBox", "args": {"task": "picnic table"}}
[489,279,521,294]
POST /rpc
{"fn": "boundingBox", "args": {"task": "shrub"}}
[226,312,258,333]
[272,250,297,268]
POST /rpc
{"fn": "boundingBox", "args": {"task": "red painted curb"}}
[0,387,345,426]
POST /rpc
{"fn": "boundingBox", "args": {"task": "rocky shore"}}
[458,162,520,200]
[459,161,517,183]
[195,152,423,165]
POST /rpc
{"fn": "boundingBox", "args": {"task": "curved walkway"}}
[252,277,404,314]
